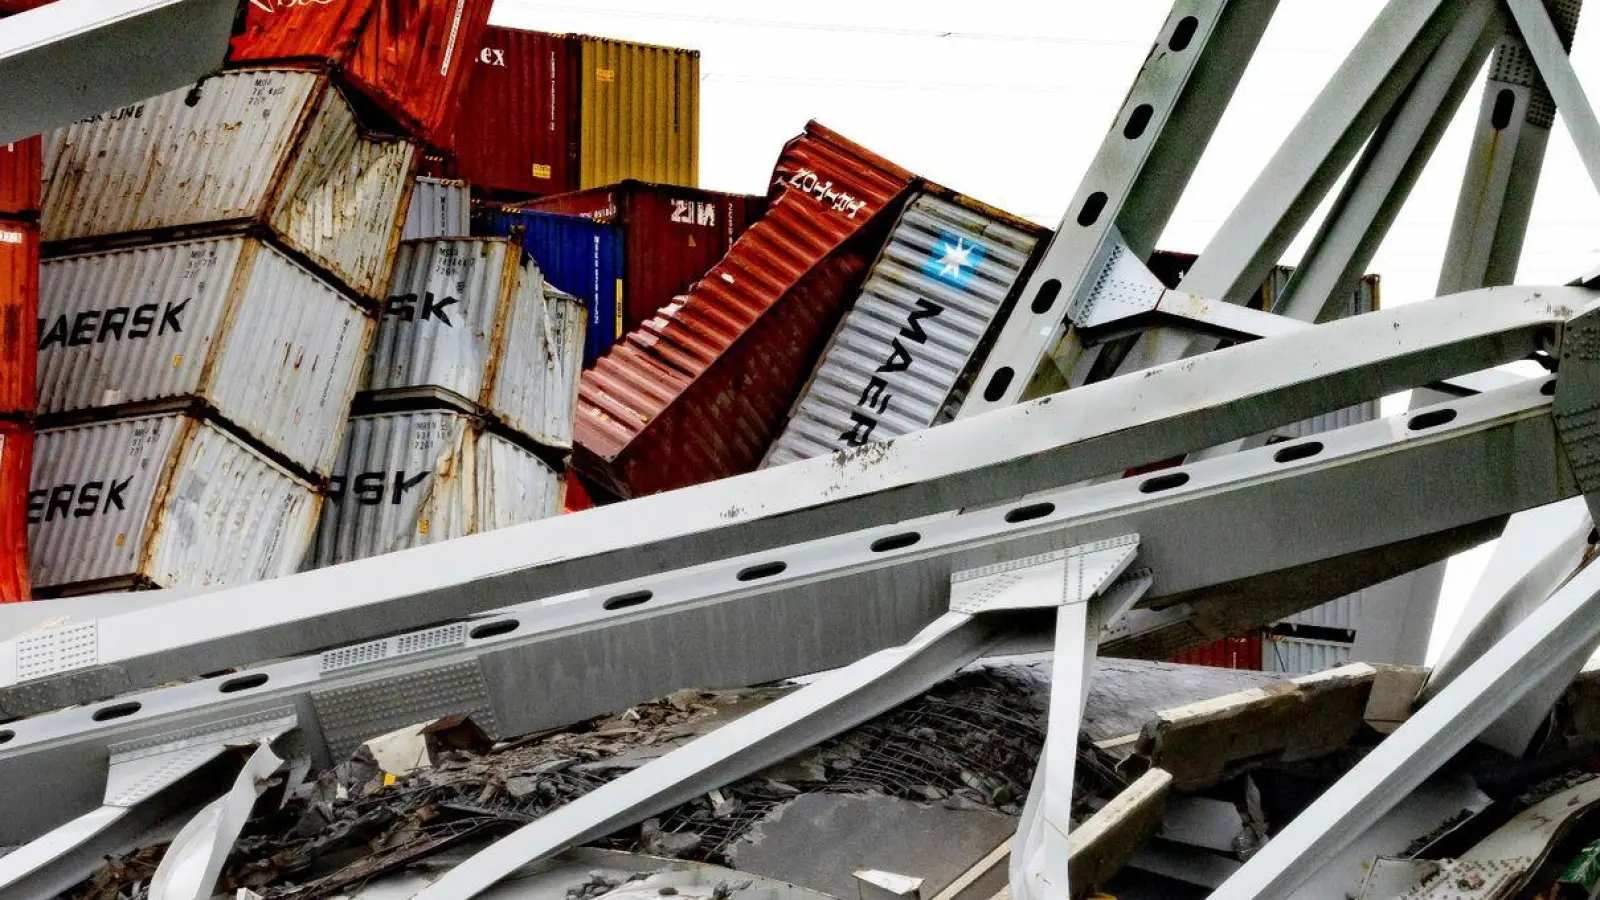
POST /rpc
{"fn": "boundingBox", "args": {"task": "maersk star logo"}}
[924,233,986,287]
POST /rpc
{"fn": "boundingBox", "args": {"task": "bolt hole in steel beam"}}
[1032,280,1063,315]
[1124,104,1155,140]
[1492,88,1517,130]
[1005,502,1057,524]
[469,620,520,641]
[1077,192,1109,227]
[602,591,653,611]
[870,533,922,553]
[91,702,140,723]
[219,673,269,694]
[983,367,1015,401]
[1139,472,1191,494]
[1543,379,1558,396]
[1170,15,1200,51]
[737,562,788,582]
[0,730,12,745]
[1273,441,1325,464]
[1409,408,1459,431]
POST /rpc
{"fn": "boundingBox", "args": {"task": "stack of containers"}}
[31,66,421,595]
[0,137,40,601]
[573,122,916,500]
[308,237,587,568]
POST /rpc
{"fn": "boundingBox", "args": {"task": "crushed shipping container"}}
[227,0,493,142]
[0,420,29,602]
[444,28,581,197]
[38,236,373,477]
[308,408,562,568]
[368,238,587,449]
[578,37,699,189]
[0,221,37,417]
[402,177,471,241]
[41,69,417,300]
[479,209,624,368]
[0,137,40,219]
[574,122,916,499]
[29,413,320,595]
[764,190,1045,467]
[515,180,764,336]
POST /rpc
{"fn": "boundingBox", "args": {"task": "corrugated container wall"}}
[368,238,586,450]
[0,421,30,601]
[0,137,40,219]
[1263,635,1354,675]
[402,177,471,241]
[29,414,320,594]
[764,191,1045,468]
[38,236,373,477]
[480,209,624,368]
[446,28,581,197]
[228,0,494,142]
[1171,632,1265,670]
[578,37,699,189]
[41,70,417,301]
[573,122,916,499]
[517,180,764,336]
[0,222,37,417]
[308,409,562,568]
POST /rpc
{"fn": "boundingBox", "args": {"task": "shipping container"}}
[480,209,625,368]
[0,0,52,12]
[29,413,320,594]
[402,177,471,241]
[1280,593,1363,633]
[764,190,1045,468]
[573,122,916,499]
[445,28,581,197]
[0,221,37,417]
[41,69,417,301]
[1263,635,1355,675]
[516,180,764,336]
[0,137,40,220]
[368,238,587,449]
[308,408,562,568]
[578,37,699,189]
[0,421,30,602]
[38,236,373,478]
[227,0,493,142]
[1171,631,1265,670]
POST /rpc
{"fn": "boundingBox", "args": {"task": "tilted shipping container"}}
[227,0,494,142]
[479,209,624,368]
[0,420,30,602]
[38,236,373,477]
[0,137,40,220]
[41,69,417,301]
[764,190,1045,468]
[574,122,916,499]
[516,180,765,336]
[445,28,582,197]
[0,222,37,417]
[578,37,699,189]
[368,238,587,450]
[308,408,562,568]
[29,413,320,594]
[401,177,471,241]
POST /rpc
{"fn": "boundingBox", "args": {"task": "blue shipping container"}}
[478,209,625,367]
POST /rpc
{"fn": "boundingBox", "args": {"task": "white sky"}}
[492,0,1600,664]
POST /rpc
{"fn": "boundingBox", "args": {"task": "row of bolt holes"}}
[980,15,1199,404]
[0,394,1486,748]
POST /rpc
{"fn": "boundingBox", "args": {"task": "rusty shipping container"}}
[764,190,1045,468]
[579,37,699,189]
[0,420,30,602]
[308,408,562,568]
[574,122,916,499]
[0,222,37,417]
[1172,632,1265,670]
[28,413,320,595]
[0,137,40,220]
[38,236,373,477]
[402,177,471,241]
[368,238,587,450]
[446,28,582,197]
[41,69,417,301]
[227,0,493,142]
[516,180,764,337]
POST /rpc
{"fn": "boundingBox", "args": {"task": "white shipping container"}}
[368,238,587,449]
[764,192,1044,468]
[41,69,417,300]
[402,177,471,241]
[1263,636,1354,676]
[309,409,562,568]
[29,413,320,593]
[38,236,374,477]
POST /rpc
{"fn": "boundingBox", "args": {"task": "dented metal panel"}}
[764,191,1044,468]
[401,177,470,241]
[1263,636,1355,675]
[38,236,375,477]
[41,69,417,300]
[480,208,624,369]
[577,37,699,190]
[370,238,586,449]
[28,414,319,593]
[309,409,560,568]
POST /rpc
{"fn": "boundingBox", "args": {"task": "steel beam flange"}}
[949,537,1140,615]
[1554,305,1600,515]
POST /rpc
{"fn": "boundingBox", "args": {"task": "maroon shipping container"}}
[518,181,765,335]
[574,122,916,499]
[1172,632,1265,670]
[446,28,581,197]
[0,222,36,417]
[0,138,40,220]
[0,0,52,12]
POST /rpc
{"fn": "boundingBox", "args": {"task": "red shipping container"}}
[0,420,30,602]
[0,0,52,12]
[227,0,493,142]
[446,28,581,197]
[1172,632,1265,670]
[0,222,36,417]
[519,181,766,335]
[0,138,40,220]
[574,122,915,499]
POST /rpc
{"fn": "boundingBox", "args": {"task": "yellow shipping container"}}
[578,37,700,189]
